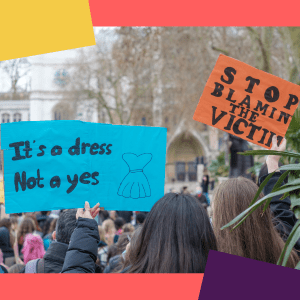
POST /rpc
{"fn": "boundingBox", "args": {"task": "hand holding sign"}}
[266,136,287,173]
[193,55,300,148]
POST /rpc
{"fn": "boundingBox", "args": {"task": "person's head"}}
[18,218,36,245]
[0,219,11,231]
[114,217,126,231]
[10,217,18,231]
[127,193,217,273]
[8,263,25,273]
[26,214,42,232]
[122,223,135,233]
[109,232,133,273]
[115,232,132,254]
[41,211,49,216]
[196,187,203,195]
[21,233,45,264]
[181,186,189,194]
[98,226,106,243]
[42,217,54,237]
[0,226,12,255]
[102,219,116,235]
[213,177,299,268]
[106,244,118,263]
[99,210,109,221]
[121,226,142,271]
[136,213,146,225]
[52,209,77,244]
[109,211,118,220]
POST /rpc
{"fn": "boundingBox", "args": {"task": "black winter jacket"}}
[19,241,69,273]
[61,218,100,273]
[260,172,300,254]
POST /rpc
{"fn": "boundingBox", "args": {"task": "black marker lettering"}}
[91,172,99,185]
[14,171,27,192]
[212,106,227,125]
[37,145,46,157]
[23,141,32,158]
[99,143,107,155]
[50,176,61,188]
[106,144,112,155]
[66,174,78,194]
[51,145,62,156]
[80,172,91,184]
[90,143,99,155]
[9,141,26,161]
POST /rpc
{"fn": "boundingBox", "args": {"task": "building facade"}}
[0,51,222,191]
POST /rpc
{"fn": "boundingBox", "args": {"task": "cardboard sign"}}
[1,121,167,214]
[193,54,300,148]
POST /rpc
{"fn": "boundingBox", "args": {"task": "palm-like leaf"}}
[222,148,300,268]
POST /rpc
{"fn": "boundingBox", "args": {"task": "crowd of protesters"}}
[1,135,300,273]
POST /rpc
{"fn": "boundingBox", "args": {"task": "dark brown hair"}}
[49,218,57,234]
[0,219,11,231]
[120,226,142,272]
[213,177,299,268]
[26,214,42,232]
[17,218,36,245]
[126,193,217,273]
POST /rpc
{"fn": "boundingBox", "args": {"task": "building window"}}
[54,111,61,120]
[2,113,10,123]
[13,113,22,122]
[165,117,169,124]
[141,117,147,125]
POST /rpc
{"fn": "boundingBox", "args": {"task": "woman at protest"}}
[119,193,216,273]
[103,232,133,273]
[122,223,135,233]
[212,136,299,268]
[0,220,14,263]
[120,226,142,273]
[97,226,108,269]
[113,217,126,243]
[26,214,43,237]
[102,219,116,246]
[17,218,36,253]
[21,233,45,265]
[61,194,217,273]
[42,218,57,251]
[201,174,210,205]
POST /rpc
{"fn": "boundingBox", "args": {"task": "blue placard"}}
[1,121,167,214]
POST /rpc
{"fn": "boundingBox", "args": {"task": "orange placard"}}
[193,54,300,149]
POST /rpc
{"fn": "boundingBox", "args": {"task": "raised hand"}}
[76,201,100,220]
[266,135,287,173]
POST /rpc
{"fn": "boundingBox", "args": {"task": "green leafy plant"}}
[286,108,300,153]
[222,149,300,268]
[208,152,229,181]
